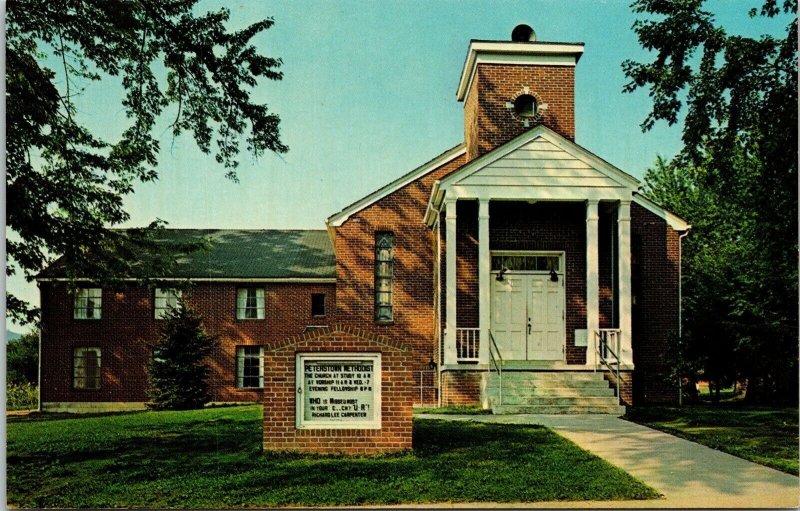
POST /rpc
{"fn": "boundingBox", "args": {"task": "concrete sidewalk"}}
[416,413,800,508]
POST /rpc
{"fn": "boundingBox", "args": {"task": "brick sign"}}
[263,326,413,454]
[296,353,380,429]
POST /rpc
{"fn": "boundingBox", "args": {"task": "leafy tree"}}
[7,330,39,385]
[626,0,798,403]
[6,0,287,324]
[147,300,217,410]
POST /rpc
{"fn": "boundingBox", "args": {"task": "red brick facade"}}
[39,282,335,406]
[262,326,413,454]
[332,153,467,405]
[38,36,684,419]
[465,64,575,160]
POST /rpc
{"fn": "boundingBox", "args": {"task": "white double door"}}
[491,273,565,360]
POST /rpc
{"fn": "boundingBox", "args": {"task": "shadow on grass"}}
[8,410,658,507]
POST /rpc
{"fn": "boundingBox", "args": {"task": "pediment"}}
[444,129,639,192]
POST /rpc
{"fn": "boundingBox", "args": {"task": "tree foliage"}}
[628,0,797,403]
[6,0,287,323]
[7,330,40,385]
[147,300,217,410]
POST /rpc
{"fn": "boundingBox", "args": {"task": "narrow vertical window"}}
[236,346,264,388]
[311,293,326,317]
[73,347,101,389]
[375,232,394,322]
[73,288,102,319]
[154,288,182,319]
[237,288,265,319]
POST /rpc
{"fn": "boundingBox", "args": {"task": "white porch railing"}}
[594,328,622,404]
[455,327,480,362]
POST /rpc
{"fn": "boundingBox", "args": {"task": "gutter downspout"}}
[677,229,691,406]
[37,282,43,412]
[435,216,443,408]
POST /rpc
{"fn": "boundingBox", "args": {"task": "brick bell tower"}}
[458,24,584,161]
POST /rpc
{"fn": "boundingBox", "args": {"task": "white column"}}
[586,200,600,367]
[618,201,633,367]
[444,198,458,365]
[478,199,491,365]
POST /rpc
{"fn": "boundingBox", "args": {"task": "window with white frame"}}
[73,288,102,319]
[236,288,265,320]
[154,288,182,319]
[73,347,101,389]
[375,232,394,322]
[236,346,264,388]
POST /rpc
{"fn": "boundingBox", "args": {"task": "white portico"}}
[425,125,685,372]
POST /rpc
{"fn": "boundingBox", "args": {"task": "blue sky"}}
[6,0,791,331]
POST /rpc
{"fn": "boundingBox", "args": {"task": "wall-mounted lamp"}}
[427,358,437,371]
[549,268,559,282]
[496,267,509,282]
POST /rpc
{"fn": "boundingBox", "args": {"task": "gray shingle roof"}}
[39,229,335,279]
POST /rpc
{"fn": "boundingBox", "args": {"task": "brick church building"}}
[37,26,689,413]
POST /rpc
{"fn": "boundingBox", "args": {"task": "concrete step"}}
[492,404,626,415]
[486,395,620,406]
[496,371,606,381]
[487,378,611,389]
[485,386,616,398]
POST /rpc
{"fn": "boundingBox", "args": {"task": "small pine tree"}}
[147,300,218,410]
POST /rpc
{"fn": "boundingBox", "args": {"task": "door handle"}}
[527,318,532,334]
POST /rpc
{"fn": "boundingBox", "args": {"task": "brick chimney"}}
[458,25,584,161]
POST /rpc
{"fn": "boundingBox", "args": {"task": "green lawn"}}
[626,405,799,475]
[8,405,658,507]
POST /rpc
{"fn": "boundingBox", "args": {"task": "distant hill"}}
[6,330,23,342]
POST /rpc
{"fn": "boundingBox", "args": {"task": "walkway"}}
[416,413,800,508]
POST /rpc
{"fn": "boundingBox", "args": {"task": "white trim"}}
[457,41,585,101]
[36,277,336,284]
[326,144,465,227]
[295,352,382,430]
[440,126,641,190]
[632,192,691,231]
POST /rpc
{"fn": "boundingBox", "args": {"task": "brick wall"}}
[39,281,335,404]
[631,203,681,404]
[332,152,467,405]
[465,64,575,160]
[441,371,482,406]
[262,326,413,454]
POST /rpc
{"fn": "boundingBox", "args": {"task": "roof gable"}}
[438,125,640,190]
[326,143,465,227]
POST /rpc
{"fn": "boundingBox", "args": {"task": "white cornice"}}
[36,277,336,284]
[457,41,585,101]
[632,193,692,231]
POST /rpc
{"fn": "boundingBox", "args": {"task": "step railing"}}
[489,330,503,404]
[455,327,480,362]
[594,328,622,405]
